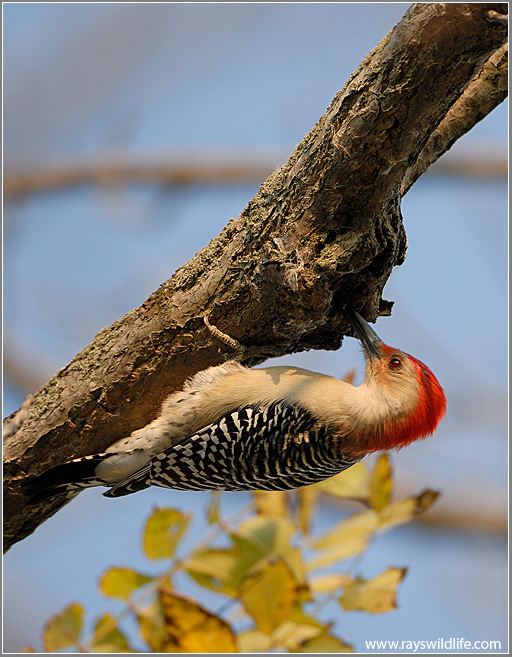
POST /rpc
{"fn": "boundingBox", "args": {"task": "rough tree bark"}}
[3,3,508,552]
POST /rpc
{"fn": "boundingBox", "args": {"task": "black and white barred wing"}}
[105,401,357,497]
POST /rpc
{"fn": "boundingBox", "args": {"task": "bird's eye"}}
[389,357,401,369]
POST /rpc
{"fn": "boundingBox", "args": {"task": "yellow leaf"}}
[285,547,309,592]
[313,509,379,549]
[237,629,272,653]
[415,488,440,512]
[234,515,296,557]
[159,587,238,653]
[43,602,84,652]
[288,607,324,629]
[232,516,306,584]
[206,491,221,525]
[292,632,354,653]
[272,621,324,650]
[100,567,152,601]
[137,600,170,653]
[90,613,132,653]
[184,546,243,595]
[143,507,190,560]
[297,486,318,534]
[252,490,289,518]
[310,573,354,595]
[308,535,369,570]
[239,557,300,635]
[316,463,369,501]
[187,517,307,598]
[339,566,407,613]
[379,489,440,529]
[369,454,393,511]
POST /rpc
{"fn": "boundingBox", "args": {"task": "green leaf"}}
[90,613,132,653]
[43,602,84,652]
[369,454,393,511]
[316,463,369,501]
[339,566,407,613]
[143,507,190,560]
[239,557,301,635]
[99,567,153,601]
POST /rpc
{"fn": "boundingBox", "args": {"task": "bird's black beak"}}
[344,306,382,359]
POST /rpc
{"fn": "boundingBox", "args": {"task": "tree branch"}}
[3,3,508,552]
[2,159,276,200]
[401,40,508,196]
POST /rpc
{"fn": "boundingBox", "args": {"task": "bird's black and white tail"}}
[27,453,113,504]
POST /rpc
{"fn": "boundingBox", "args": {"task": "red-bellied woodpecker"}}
[27,307,446,502]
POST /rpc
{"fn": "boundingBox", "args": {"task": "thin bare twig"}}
[3,150,508,202]
[3,160,274,200]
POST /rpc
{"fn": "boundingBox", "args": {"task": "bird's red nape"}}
[406,354,447,437]
[350,352,446,458]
